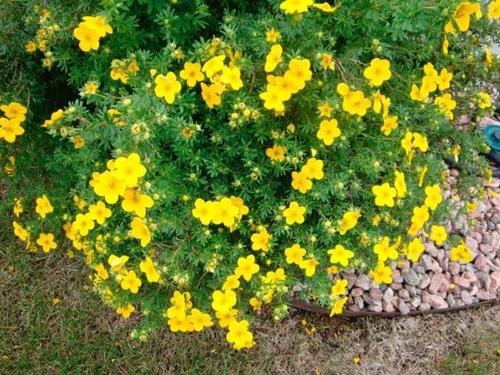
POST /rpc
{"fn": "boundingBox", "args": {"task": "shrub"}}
[1,0,499,349]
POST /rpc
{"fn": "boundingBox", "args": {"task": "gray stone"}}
[446,294,456,307]
[354,274,370,291]
[476,272,491,290]
[410,296,421,309]
[418,274,431,289]
[383,288,394,304]
[369,288,383,301]
[429,295,448,309]
[398,301,410,315]
[402,269,420,286]
[429,274,442,293]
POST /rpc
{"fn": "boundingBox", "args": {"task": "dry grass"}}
[0,238,499,374]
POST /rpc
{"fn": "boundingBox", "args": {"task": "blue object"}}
[483,125,500,152]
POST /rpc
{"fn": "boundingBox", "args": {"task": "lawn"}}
[1,237,498,374]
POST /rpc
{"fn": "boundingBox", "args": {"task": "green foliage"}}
[1,0,498,346]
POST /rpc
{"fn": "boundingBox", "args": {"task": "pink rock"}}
[429,295,448,309]
[421,291,430,304]
[474,254,490,272]
[461,290,473,304]
[392,269,403,283]
[351,287,364,297]
[429,274,442,293]
[453,276,471,289]
[391,282,402,290]
[463,271,478,283]
[369,288,383,301]
[476,290,494,301]
[419,303,431,311]
[449,263,461,275]
[383,302,395,313]
[490,271,500,291]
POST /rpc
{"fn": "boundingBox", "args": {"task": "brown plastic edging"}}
[290,297,500,318]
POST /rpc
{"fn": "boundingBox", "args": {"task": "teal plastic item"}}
[483,125,500,152]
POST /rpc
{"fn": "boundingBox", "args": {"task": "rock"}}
[424,242,440,257]
[487,220,496,231]
[407,285,418,298]
[354,296,364,309]
[383,288,394,304]
[414,266,425,274]
[348,304,362,312]
[354,275,370,291]
[402,269,420,286]
[399,301,410,315]
[368,303,383,313]
[351,287,364,297]
[461,290,473,305]
[368,288,383,302]
[474,254,490,272]
[465,236,479,251]
[398,289,410,301]
[418,274,431,289]
[449,263,461,275]
[398,260,410,271]
[476,290,494,301]
[491,232,500,250]
[429,274,442,293]
[476,272,491,290]
[463,271,478,284]
[429,295,448,309]
[418,303,431,311]
[438,278,450,293]
[392,269,403,283]
[343,273,357,288]
[479,244,492,254]
[446,294,456,307]
[391,282,403,290]
[491,271,500,292]
[410,296,421,309]
[383,302,395,313]
[452,276,471,289]
[420,255,433,271]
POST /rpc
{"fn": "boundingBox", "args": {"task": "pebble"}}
[354,275,370,291]
[402,269,420,286]
[418,274,431,289]
[429,295,448,309]
[398,301,410,315]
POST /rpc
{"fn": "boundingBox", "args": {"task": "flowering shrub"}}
[1,0,499,349]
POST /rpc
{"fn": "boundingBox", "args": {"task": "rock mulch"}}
[343,173,500,314]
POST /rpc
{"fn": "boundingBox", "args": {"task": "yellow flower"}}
[36,232,57,253]
[434,93,457,119]
[235,255,260,281]
[283,201,306,225]
[202,55,226,78]
[93,171,126,204]
[154,72,182,104]
[112,153,147,188]
[436,68,453,91]
[266,144,286,162]
[319,53,335,70]
[121,188,154,218]
[73,23,100,52]
[329,297,348,316]
[25,40,37,53]
[369,262,393,285]
[226,320,254,350]
[373,237,399,262]
[216,308,238,328]
[450,243,473,263]
[130,217,151,247]
[284,243,306,265]
[327,245,354,267]
[72,213,95,236]
[251,227,272,252]
[317,119,341,145]
[139,256,160,283]
[488,0,500,19]
[265,44,283,73]
[188,309,213,332]
[380,115,398,136]
[301,157,324,180]
[192,198,214,225]
[299,257,319,277]
[71,135,85,149]
[372,183,397,207]
[340,88,372,116]
[477,92,492,109]
[279,0,314,15]
[94,263,109,281]
[412,132,429,153]
[221,66,243,90]
[201,82,224,109]
[35,194,54,219]
[266,28,280,43]
[430,225,447,246]
[317,102,333,118]
[211,198,239,227]
[424,184,442,211]
[179,62,204,88]
[1,102,27,122]
[331,279,348,296]
[286,58,312,89]
[410,84,429,102]
[363,58,392,86]
[116,304,135,319]
[394,171,407,198]
[88,201,112,225]
[13,198,23,217]
[13,221,29,242]
[312,2,338,13]
[108,254,129,272]
[120,270,142,294]
[211,289,237,312]
[83,81,99,95]
[406,238,425,263]
[452,2,482,32]
[0,118,25,143]
[338,210,361,235]
[223,275,241,290]
[291,171,313,194]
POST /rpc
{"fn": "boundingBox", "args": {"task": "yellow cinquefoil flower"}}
[363,58,392,86]
[154,72,182,104]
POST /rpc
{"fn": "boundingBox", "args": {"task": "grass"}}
[0,237,499,374]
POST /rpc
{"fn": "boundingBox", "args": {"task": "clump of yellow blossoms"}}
[73,16,112,52]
